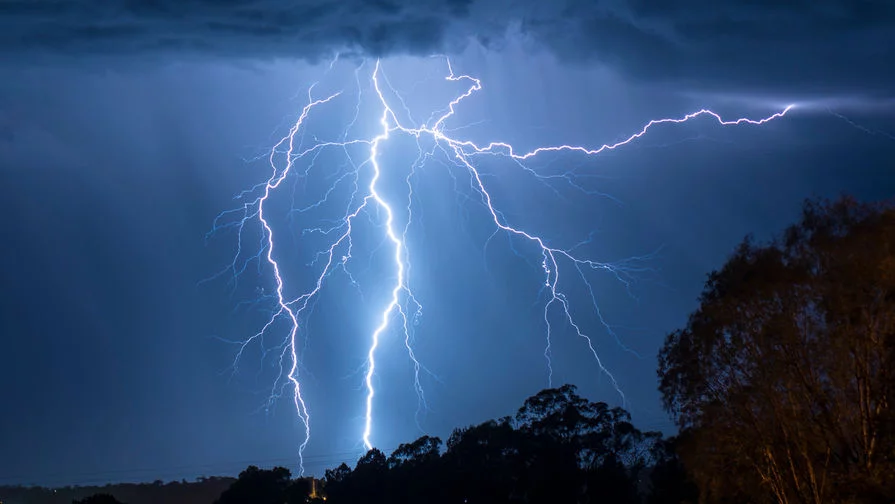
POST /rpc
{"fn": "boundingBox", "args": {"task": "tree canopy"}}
[213,465,312,504]
[658,196,895,504]
[316,384,671,504]
[72,495,124,504]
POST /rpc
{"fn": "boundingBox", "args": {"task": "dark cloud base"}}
[5,1,893,95]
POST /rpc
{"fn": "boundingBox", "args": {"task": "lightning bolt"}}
[209,56,793,469]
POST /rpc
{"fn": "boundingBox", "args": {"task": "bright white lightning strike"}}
[210,56,793,470]
[362,72,406,451]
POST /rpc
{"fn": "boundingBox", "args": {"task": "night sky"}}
[1,0,894,488]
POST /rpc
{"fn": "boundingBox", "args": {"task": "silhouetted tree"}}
[444,417,521,503]
[387,435,441,469]
[513,384,653,504]
[514,386,593,503]
[352,448,388,503]
[284,477,313,504]
[386,435,443,503]
[214,465,293,504]
[658,196,895,504]
[645,436,699,504]
[582,451,639,504]
[321,449,392,504]
[72,495,124,504]
[1,478,235,504]
[322,463,353,503]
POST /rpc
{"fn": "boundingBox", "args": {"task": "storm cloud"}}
[3,1,894,94]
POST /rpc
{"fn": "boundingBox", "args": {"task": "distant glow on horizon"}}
[207,55,792,472]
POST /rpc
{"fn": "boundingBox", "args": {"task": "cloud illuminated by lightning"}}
[208,56,793,470]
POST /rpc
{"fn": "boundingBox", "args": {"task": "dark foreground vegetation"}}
[0,478,235,504]
[658,196,895,504]
[3,196,893,504]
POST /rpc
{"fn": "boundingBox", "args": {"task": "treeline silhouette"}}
[310,384,688,504]
[211,386,695,504]
[0,477,234,504]
[4,196,893,504]
[0,386,693,504]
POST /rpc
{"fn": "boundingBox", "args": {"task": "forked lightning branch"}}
[209,56,792,473]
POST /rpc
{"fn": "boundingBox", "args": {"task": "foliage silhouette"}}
[0,478,235,504]
[315,384,662,504]
[72,495,124,504]
[213,465,312,504]
[658,196,895,504]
